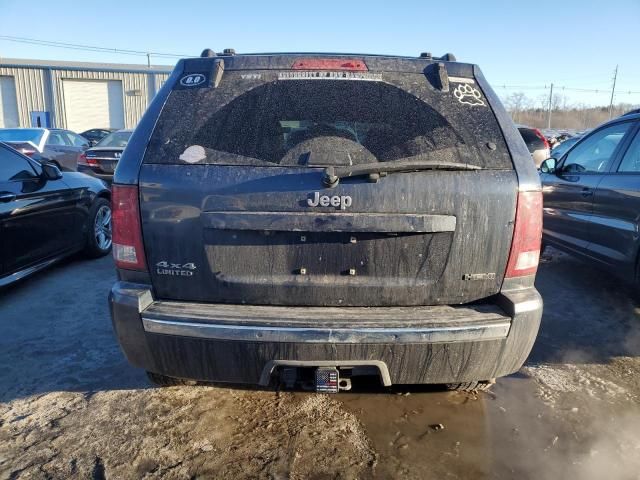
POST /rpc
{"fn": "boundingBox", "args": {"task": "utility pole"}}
[608,65,618,119]
[147,53,151,68]
[547,83,554,129]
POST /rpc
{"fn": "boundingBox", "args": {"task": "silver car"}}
[0,128,90,171]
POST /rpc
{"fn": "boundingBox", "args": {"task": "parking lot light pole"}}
[608,65,618,119]
[547,83,554,129]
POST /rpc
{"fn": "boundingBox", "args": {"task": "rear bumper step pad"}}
[141,300,510,343]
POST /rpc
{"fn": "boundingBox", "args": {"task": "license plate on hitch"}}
[315,367,339,394]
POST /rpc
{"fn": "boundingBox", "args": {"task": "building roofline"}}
[0,57,174,74]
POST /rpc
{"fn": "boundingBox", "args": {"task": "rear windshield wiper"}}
[322,160,482,187]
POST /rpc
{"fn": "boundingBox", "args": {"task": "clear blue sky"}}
[1,0,639,107]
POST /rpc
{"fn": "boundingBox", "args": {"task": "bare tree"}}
[505,92,530,123]
[551,93,564,112]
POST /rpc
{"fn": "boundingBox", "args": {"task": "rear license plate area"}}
[315,367,339,394]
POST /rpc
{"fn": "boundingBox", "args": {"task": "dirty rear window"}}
[144,71,512,169]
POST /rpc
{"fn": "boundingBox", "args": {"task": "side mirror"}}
[41,161,63,180]
[540,158,557,174]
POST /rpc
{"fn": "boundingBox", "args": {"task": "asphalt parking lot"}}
[1,250,640,479]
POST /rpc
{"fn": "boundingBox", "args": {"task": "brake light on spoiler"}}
[112,184,147,271]
[291,58,368,71]
[505,191,543,278]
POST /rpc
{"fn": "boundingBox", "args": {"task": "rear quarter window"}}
[144,70,513,169]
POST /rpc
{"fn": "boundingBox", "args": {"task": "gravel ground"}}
[1,250,640,479]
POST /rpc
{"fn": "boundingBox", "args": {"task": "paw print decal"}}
[453,84,486,107]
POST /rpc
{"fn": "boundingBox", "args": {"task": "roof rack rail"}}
[200,49,216,58]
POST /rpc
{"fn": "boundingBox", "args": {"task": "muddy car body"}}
[109,51,543,390]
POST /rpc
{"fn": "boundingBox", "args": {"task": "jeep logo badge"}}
[307,192,352,210]
[179,73,206,87]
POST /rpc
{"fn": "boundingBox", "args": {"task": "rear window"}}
[518,128,545,148]
[0,128,44,145]
[97,131,132,148]
[145,71,512,169]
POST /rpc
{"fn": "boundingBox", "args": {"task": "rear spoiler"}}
[181,54,475,77]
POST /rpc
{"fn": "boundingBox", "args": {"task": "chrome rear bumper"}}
[110,281,542,386]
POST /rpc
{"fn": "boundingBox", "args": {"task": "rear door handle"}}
[581,188,594,197]
[0,192,16,202]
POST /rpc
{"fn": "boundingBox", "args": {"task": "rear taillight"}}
[18,147,36,157]
[505,191,543,278]
[291,58,368,71]
[112,184,147,271]
[533,128,550,151]
[78,153,97,166]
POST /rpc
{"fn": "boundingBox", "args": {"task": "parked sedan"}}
[539,112,640,286]
[517,125,550,168]
[80,128,116,146]
[78,129,132,182]
[0,128,90,171]
[0,142,111,287]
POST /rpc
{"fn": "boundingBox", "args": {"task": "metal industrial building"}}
[0,58,173,132]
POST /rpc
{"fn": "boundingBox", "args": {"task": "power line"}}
[2,35,639,96]
[494,84,640,95]
[0,35,191,60]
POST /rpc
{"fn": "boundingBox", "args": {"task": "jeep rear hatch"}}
[137,58,519,307]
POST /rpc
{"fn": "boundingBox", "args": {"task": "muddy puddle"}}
[338,374,640,480]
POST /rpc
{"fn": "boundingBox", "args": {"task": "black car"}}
[78,129,133,182]
[540,112,640,287]
[109,51,543,392]
[0,142,112,287]
[80,128,116,146]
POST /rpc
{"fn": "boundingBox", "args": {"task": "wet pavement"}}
[1,249,640,479]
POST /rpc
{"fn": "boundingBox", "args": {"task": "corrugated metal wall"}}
[155,73,170,91]
[0,64,172,130]
[51,69,152,129]
[0,66,49,126]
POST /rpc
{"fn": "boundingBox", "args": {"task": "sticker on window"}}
[453,84,486,107]
[177,73,209,89]
[278,71,383,81]
[179,145,206,163]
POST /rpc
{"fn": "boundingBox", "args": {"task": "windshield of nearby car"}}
[0,129,45,145]
[551,137,580,157]
[96,131,132,148]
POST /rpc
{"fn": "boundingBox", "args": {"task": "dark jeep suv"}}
[109,51,543,392]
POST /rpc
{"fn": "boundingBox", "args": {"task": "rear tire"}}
[146,371,198,387]
[83,198,112,258]
[446,380,494,392]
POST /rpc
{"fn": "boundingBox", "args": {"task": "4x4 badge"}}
[156,261,197,276]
